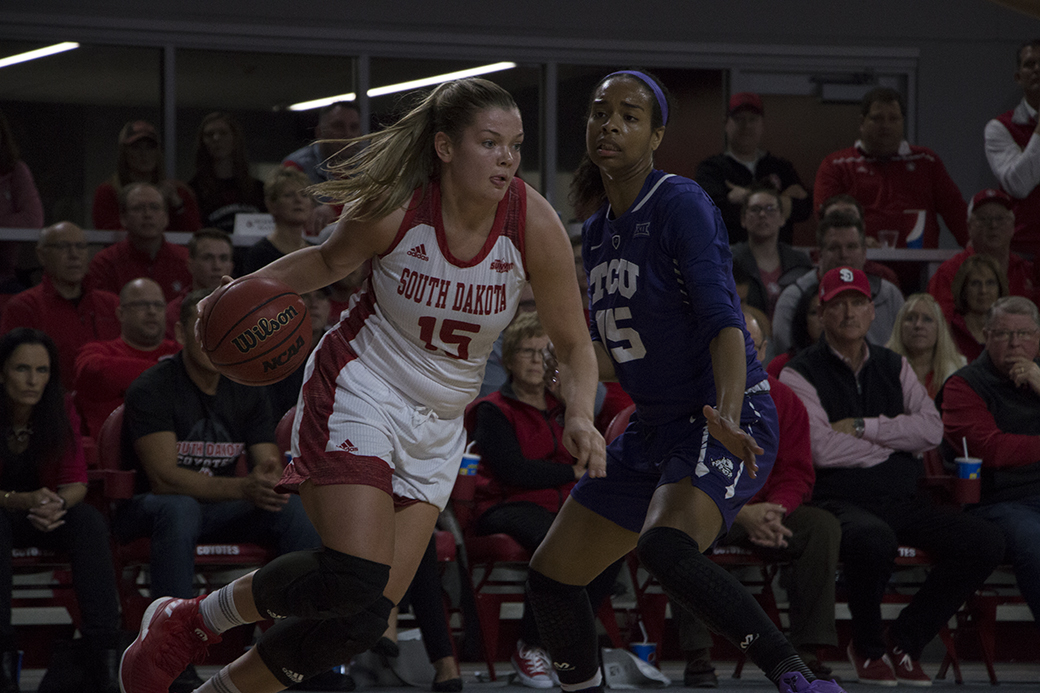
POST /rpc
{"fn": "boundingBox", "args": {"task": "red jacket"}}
[927,248,1035,319]
[948,312,984,363]
[84,238,191,303]
[465,386,576,520]
[73,336,182,437]
[814,142,968,248]
[753,375,815,513]
[0,276,120,390]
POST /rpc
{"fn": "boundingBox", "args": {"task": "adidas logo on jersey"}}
[338,439,359,453]
[489,258,514,273]
[407,244,429,261]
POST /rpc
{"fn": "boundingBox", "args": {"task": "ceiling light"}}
[0,42,79,70]
[289,61,517,111]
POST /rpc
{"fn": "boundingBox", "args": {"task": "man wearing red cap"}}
[985,40,1040,256]
[696,92,812,245]
[927,189,1035,321]
[779,267,1003,686]
[814,88,968,249]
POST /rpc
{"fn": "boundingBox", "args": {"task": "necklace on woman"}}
[7,424,32,445]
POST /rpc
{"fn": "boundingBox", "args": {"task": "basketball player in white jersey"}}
[119,78,603,693]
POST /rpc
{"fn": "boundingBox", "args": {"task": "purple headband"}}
[605,70,669,125]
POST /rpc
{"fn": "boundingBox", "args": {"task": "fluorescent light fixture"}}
[289,61,517,111]
[0,42,79,70]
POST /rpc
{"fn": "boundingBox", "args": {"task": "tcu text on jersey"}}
[589,258,647,363]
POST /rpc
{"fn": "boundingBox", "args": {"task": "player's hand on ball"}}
[194,275,234,343]
[702,405,763,478]
[563,417,606,478]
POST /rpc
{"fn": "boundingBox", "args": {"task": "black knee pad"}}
[637,525,700,577]
[526,569,599,684]
[252,546,390,620]
[257,596,394,687]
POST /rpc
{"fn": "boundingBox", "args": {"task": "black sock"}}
[637,526,815,685]
[526,569,600,686]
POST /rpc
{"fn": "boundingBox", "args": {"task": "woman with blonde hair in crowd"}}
[948,254,1009,362]
[886,293,966,398]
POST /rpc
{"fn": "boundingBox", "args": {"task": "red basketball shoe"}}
[119,596,221,693]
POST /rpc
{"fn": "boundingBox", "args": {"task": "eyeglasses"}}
[515,348,545,362]
[122,300,165,312]
[747,204,780,216]
[986,328,1040,342]
[42,242,88,254]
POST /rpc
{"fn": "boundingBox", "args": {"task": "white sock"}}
[199,583,248,634]
[194,665,243,693]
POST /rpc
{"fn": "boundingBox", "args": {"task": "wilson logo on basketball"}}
[262,335,306,373]
[231,305,300,354]
[406,244,429,261]
[490,259,514,273]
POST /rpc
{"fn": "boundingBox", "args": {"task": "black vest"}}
[788,338,922,505]
[936,351,1040,504]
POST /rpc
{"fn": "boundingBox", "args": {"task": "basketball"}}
[199,276,312,386]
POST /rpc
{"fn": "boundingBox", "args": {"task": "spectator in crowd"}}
[0,329,122,693]
[730,185,813,319]
[814,87,968,249]
[886,293,966,399]
[818,194,900,287]
[326,260,370,327]
[938,295,1040,631]
[114,289,324,693]
[242,168,315,275]
[949,255,1009,362]
[767,290,821,379]
[772,212,903,356]
[466,312,621,689]
[677,310,841,686]
[780,267,1003,686]
[264,287,332,419]
[695,92,811,245]
[928,189,1034,319]
[188,112,266,234]
[74,278,181,438]
[0,222,120,390]
[985,39,1040,256]
[283,102,362,237]
[92,120,201,232]
[283,102,363,185]
[0,109,43,297]
[166,229,235,339]
[0,109,44,229]
[86,182,193,302]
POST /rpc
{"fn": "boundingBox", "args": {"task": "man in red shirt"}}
[74,277,181,437]
[676,310,841,685]
[928,189,1035,321]
[814,87,968,249]
[85,182,191,302]
[0,221,119,390]
[938,295,1040,630]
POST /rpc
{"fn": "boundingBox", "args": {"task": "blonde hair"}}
[952,255,1009,315]
[264,167,312,203]
[886,293,966,395]
[501,312,545,377]
[312,78,518,222]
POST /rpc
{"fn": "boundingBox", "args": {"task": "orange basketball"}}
[199,276,312,386]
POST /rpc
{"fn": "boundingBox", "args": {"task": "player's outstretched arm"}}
[524,185,605,477]
[705,326,763,477]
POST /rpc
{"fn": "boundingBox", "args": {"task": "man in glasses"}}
[0,221,119,389]
[939,295,1040,631]
[74,278,181,437]
[928,189,1035,321]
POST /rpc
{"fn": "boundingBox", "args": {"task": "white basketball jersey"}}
[330,179,529,418]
